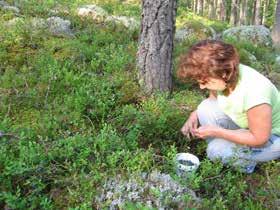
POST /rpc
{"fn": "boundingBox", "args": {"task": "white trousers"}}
[197,98,280,173]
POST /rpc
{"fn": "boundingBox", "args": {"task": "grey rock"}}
[4,16,73,38]
[2,5,20,13]
[5,17,47,32]
[222,25,272,46]
[175,23,215,42]
[0,0,9,7]
[105,15,140,30]
[175,28,194,42]
[95,170,200,209]
[46,16,74,37]
[30,18,47,29]
[77,4,108,22]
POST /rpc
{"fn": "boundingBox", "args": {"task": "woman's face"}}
[197,77,227,91]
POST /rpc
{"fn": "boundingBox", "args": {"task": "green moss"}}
[0,1,278,209]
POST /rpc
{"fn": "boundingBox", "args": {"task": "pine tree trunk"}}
[203,0,209,16]
[240,0,248,25]
[222,0,226,21]
[137,0,177,94]
[215,0,219,20]
[214,0,218,18]
[230,0,239,25]
[251,0,256,24]
[254,0,262,25]
[262,0,267,25]
[272,0,280,47]
[191,0,195,11]
[194,0,198,13]
[209,0,215,19]
[217,0,226,21]
[198,0,204,15]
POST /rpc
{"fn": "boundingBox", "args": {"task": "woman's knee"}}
[197,98,218,118]
[197,99,225,126]
[197,99,239,129]
[206,139,236,163]
[251,135,280,162]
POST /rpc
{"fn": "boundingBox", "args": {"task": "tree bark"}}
[230,0,240,26]
[214,0,218,18]
[217,0,226,21]
[198,0,204,15]
[194,0,198,13]
[209,0,215,19]
[190,0,194,9]
[262,0,268,25]
[240,0,248,25]
[254,0,262,25]
[272,0,280,48]
[222,0,227,21]
[203,0,208,17]
[137,0,177,94]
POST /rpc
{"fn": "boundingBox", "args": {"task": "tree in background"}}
[272,0,280,48]
[182,0,277,27]
[262,0,269,25]
[194,0,198,13]
[137,0,177,94]
[254,0,262,24]
[230,0,239,25]
[198,0,204,15]
[240,0,248,25]
[209,0,216,19]
[217,0,227,21]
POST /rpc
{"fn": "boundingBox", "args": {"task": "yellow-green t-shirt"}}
[217,64,280,136]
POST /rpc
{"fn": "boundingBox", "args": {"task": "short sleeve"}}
[243,81,273,111]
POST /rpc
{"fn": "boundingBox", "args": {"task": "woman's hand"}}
[193,125,219,139]
[181,111,199,139]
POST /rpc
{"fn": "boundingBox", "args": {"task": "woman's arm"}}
[194,103,272,147]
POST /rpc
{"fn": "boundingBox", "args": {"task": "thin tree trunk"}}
[191,0,195,11]
[272,0,280,47]
[217,0,226,21]
[251,0,256,24]
[262,0,267,25]
[203,0,208,17]
[209,0,215,19]
[198,0,204,15]
[214,0,218,18]
[254,0,262,25]
[240,0,248,25]
[137,0,177,94]
[222,0,226,21]
[194,0,198,13]
[230,0,239,25]
[215,0,219,20]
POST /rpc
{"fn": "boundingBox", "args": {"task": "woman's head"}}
[177,40,240,95]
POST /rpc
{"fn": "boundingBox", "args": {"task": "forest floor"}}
[0,0,279,209]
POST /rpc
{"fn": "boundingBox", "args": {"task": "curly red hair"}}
[177,40,240,95]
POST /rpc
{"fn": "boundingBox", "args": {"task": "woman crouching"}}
[177,40,280,173]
